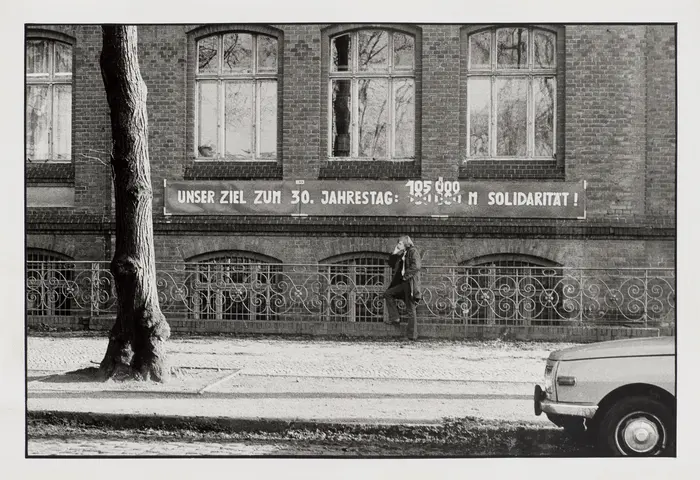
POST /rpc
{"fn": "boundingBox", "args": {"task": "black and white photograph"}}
[4,0,699,477]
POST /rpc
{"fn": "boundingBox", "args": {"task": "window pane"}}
[197,36,219,74]
[26,85,50,160]
[223,33,253,74]
[468,77,490,157]
[534,77,555,156]
[197,82,218,157]
[53,85,72,160]
[394,79,414,158]
[469,31,491,70]
[393,33,414,70]
[534,30,556,68]
[257,36,277,72]
[26,40,49,74]
[54,42,72,74]
[332,34,351,72]
[497,28,528,69]
[358,31,388,72]
[358,78,388,158]
[224,82,253,159]
[496,78,527,156]
[331,79,352,157]
[259,81,277,159]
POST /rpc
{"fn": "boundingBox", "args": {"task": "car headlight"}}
[544,363,555,396]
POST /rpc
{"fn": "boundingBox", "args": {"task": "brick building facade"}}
[25,24,676,338]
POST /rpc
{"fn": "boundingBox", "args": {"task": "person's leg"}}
[406,293,417,340]
[383,284,404,323]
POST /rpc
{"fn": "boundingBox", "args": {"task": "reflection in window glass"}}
[469,31,491,69]
[26,85,50,159]
[358,78,388,158]
[534,77,555,156]
[25,39,73,162]
[496,78,527,156]
[468,78,490,157]
[224,82,253,159]
[195,33,278,160]
[497,28,528,69]
[393,33,414,69]
[332,80,352,157]
[394,79,414,158]
[197,82,218,157]
[358,30,388,71]
[257,35,278,71]
[466,27,557,160]
[53,85,72,159]
[26,40,49,74]
[223,33,253,73]
[332,34,351,72]
[258,81,277,158]
[534,30,556,68]
[54,43,72,74]
[330,30,415,160]
[198,36,219,73]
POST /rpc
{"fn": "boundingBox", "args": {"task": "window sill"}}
[319,160,420,180]
[184,161,283,180]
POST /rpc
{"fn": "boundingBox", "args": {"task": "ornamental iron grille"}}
[26,250,74,316]
[186,253,282,321]
[321,254,389,322]
[456,256,562,326]
[25,259,675,328]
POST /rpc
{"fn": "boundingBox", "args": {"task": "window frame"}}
[463,25,561,162]
[321,252,390,323]
[25,36,74,163]
[326,28,418,162]
[194,32,280,162]
[459,254,563,326]
[186,251,281,321]
[26,249,74,316]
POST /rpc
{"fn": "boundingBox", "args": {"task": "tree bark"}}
[98,25,170,382]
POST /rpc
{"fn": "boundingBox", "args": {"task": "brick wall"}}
[644,25,676,218]
[25,24,676,269]
[565,25,649,219]
[150,233,674,269]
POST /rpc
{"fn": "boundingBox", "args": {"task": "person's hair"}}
[399,235,414,247]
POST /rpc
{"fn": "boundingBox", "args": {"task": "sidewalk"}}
[27,334,579,428]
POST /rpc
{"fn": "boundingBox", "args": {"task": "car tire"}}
[596,395,674,456]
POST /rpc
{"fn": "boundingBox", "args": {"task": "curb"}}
[27,410,583,456]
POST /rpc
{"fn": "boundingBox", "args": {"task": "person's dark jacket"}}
[388,246,422,301]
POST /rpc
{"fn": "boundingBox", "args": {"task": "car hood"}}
[550,336,675,361]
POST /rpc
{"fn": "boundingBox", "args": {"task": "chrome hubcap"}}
[618,413,663,454]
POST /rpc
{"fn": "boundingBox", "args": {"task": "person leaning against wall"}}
[383,235,422,340]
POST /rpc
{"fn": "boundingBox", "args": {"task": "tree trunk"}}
[98,25,170,382]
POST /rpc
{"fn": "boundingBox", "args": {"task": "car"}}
[534,336,676,456]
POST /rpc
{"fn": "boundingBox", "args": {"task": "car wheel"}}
[597,396,674,456]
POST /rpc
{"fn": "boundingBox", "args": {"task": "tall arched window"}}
[26,249,73,316]
[187,251,281,321]
[195,32,279,161]
[458,254,562,325]
[329,29,416,160]
[321,253,388,322]
[465,26,558,160]
[26,37,73,162]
